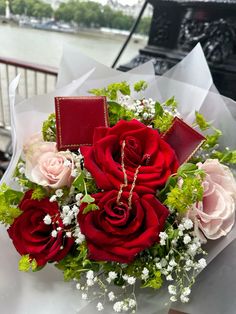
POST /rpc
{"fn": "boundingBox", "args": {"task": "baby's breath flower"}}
[96,302,104,311]
[49,195,57,202]
[127,276,136,285]
[19,167,25,174]
[168,285,177,295]
[183,234,191,244]
[108,271,118,280]
[183,218,193,230]
[55,189,63,197]
[87,279,94,287]
[170,296,177,302]
[141,267,149,280]
[71,169,78,177]
[169,259,177,267]
[113,301,123,312]
[51,230,57,238]
[197,258,207,269]
[108,291,116,301]
[63,216,72,226]
[81,293,88,300]
[43,214,52,225]
[166,274,173,281]
[182,287,191,296]
[128,299,136,309]
[66,231,72,238]
[86,270,94,279]
[180,295,189,303]
[159,232,168,246]
[62,205,70,214]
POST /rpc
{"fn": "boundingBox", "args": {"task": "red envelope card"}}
[55,96,109,150]
[162,117,205,164]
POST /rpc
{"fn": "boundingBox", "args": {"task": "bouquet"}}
[1,45,236,314]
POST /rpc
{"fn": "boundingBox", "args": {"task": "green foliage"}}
[134,80,148,92]
[195,112,211,131]
[11,0,53,18]
[18,255,38,272]
[153,98,176,133]
[31,186,47,200]
[202,128,222,149]
[0,184,23,226]
[81,194,95,204]
[89,81,131,101]
[142,271,162,289]
[108,101,135,126]
[136,16,152,35]
[82,203,99,214]
[42,113,56,142]
[165,176,204,214]
[160,163,205,214]
[211,149,236,164]
[56,243,98,281]
[73,172,85,192]
[73,171,99,214]
[0,0,5,15]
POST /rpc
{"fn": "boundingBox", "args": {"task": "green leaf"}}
[154,101,164,117]
[133,80,148,92]
[108,101,135,126]
[177,163,198,176]
[73,172,85,191]
[203,128,222,149]
[83,203,99,214]
[81,194,95,204]
[195,111,211,131]
[165,96,177,108]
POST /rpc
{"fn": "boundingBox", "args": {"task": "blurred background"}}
[0,0,153,177]
[1,0,236,177]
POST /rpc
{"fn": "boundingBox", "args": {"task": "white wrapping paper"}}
[1,43,236,314]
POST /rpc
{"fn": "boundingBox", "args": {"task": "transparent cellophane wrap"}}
[1,44,236,314]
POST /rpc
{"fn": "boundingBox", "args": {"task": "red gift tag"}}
[162,117,205,164]
[55,96,109,151]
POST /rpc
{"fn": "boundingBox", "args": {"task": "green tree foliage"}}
[54,0,150,33]
[0,0,6,16]
[11,0,52,18]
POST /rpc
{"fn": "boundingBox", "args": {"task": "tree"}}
[0,0,6,16]
[11,0,52,18]
[137,16,152,35]
[54,1,75,22]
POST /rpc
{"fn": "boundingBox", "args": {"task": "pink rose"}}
[188,159,236,241]
[25,141,76,189]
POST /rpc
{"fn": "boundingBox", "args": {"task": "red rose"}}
[8,191,74,266]
[81,119,179,194]
[78,190,169,263]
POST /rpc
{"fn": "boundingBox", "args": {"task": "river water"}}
[0,24,147,144]
[0,24,146,68]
